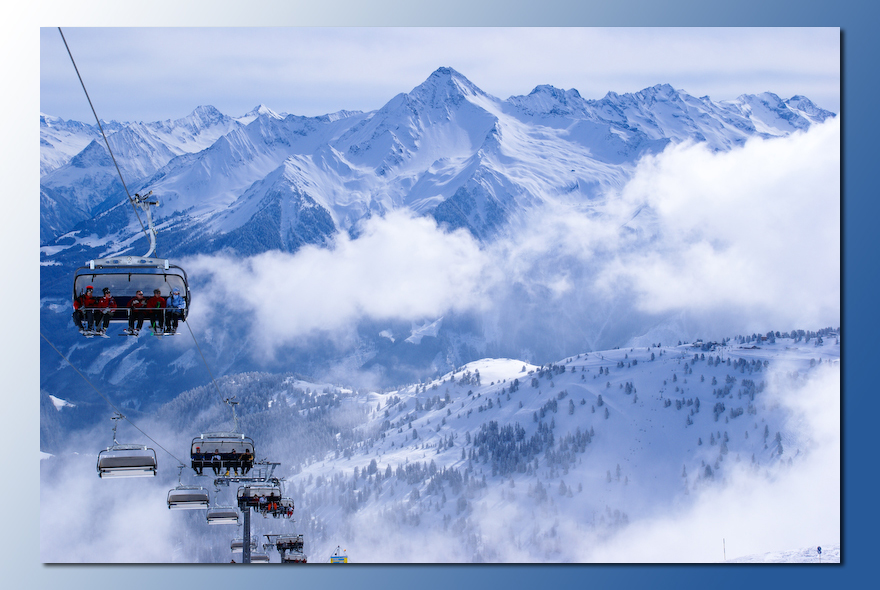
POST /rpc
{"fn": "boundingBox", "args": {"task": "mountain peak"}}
[68,139,113,169]
[176,105,230,131]
[246,104,283,119]
[409,67,486,106]
[506,85,587,117]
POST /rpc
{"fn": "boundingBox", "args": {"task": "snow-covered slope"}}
[40,330,840,563]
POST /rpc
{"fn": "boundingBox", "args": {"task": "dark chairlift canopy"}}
[276,534,304,553]
[236,483,283,508]
[167,485,210,510]
[97,444,157,478]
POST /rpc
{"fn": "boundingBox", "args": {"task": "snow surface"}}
[48,394,74,410]
[40,332,839,563]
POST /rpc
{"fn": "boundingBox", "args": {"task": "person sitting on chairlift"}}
[241,448,253,475]
[73,285,97,332]
[228,448,239,476]
[146,289,167,333]
[192,446,204,475]
[165,287,186,334]
[127,290,148,335]
[211,449,222,475]
[93,287,117,335]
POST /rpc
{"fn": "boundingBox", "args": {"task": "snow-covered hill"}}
[40,330,840,563]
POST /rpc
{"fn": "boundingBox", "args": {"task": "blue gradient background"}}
[8,0,871,588]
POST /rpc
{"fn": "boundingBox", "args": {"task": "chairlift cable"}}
[40,330,186,467]
[183,320,228,406]
[56,27,155,256]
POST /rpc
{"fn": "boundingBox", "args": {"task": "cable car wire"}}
[40,330,187,467]
[184,321,227,405]
[56,27,241,454]
[56,27,155,256]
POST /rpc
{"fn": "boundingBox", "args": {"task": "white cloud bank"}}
[187,118,839,360]
[601,116,840,328]
[187,211,491,356]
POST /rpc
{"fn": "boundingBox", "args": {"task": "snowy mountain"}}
[38,68,838,442]
[40,330,840,562]
[40,68,834,250]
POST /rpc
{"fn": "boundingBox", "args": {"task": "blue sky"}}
[41,27,840,123]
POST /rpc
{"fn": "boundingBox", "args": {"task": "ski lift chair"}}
[231,538,256,554]
[96,444,158,478]
[96,414,157,478]
[206,506,240,525]
[191,432,255,476]
[167,485,210,509]
[237,483,282,512]
[73,257,190,330]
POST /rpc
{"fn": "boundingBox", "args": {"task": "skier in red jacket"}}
[127,290,148,335]
[72,285,97,332]
[146,289,167,333]
[93,287,117,335]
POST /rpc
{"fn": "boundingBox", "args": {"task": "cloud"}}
[599,117,840,333]
[182,119,839,365]
[187,210,491,356]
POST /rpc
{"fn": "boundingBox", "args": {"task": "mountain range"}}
[39,67,836,428]
[40,67,834,251]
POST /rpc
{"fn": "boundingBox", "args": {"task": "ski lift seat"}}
[191,432,255,475]
[73,258,190,325]
[281,555,307,563]
[230,538,256,553]
[237,483,282,510]
[167,486,210,509]
[250,553,270,563]
[277,535,304,552]
[206,506,239,525]
[96,444,157,478]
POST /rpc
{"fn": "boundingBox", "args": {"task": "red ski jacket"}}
[96,296,117,310]
[146,295,166,309]
[74,293,97,310]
